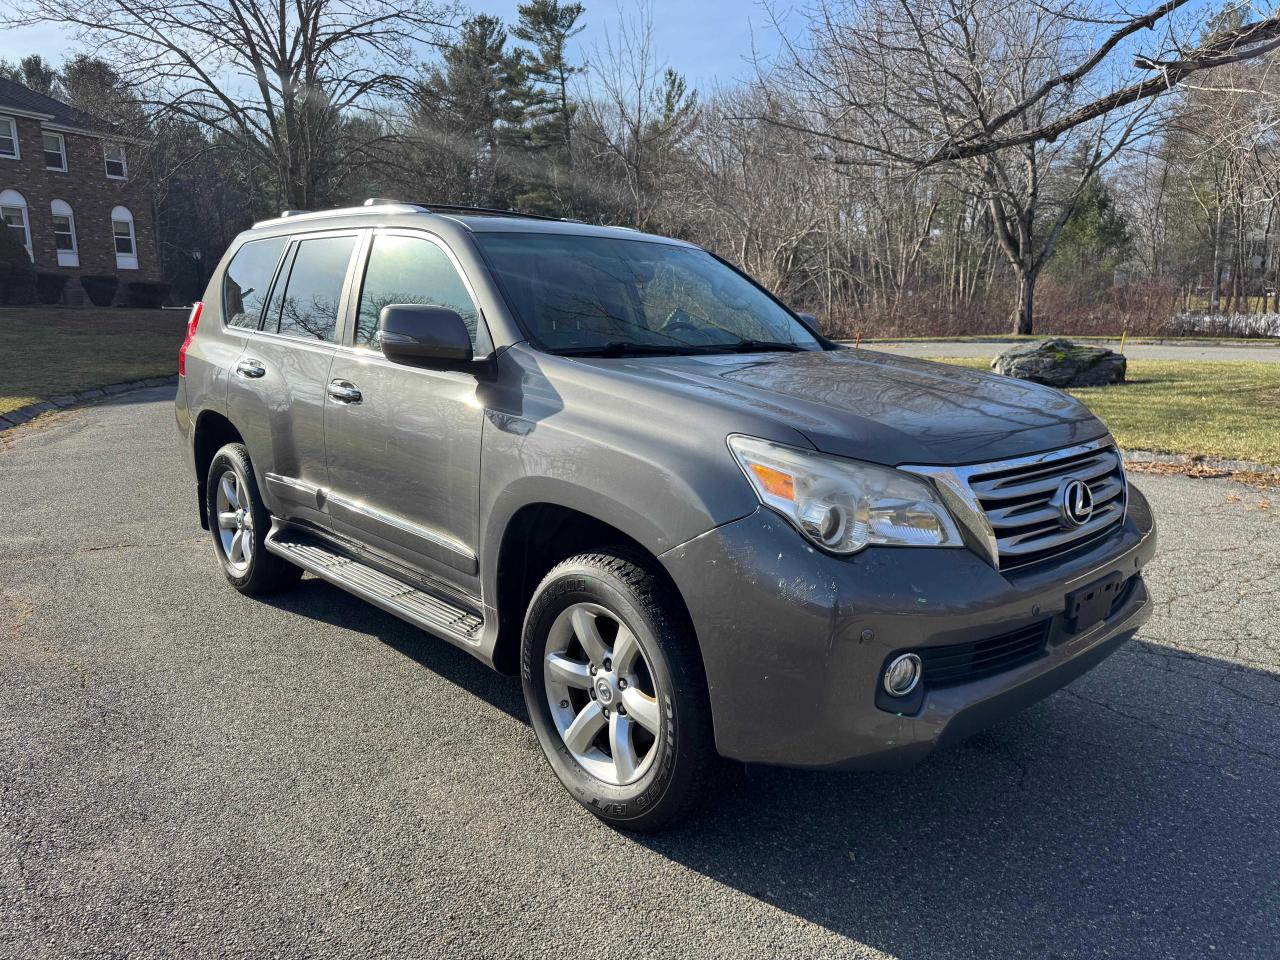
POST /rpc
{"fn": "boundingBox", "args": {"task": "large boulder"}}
[992,338,1126,387]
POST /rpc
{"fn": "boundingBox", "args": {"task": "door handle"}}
[235,358,266,379]
[327,379,362,404]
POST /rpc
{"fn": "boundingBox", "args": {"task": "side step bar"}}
[264,527,484,645]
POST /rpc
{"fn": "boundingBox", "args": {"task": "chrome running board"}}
[264,526,484,645]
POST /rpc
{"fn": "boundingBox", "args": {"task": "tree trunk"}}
[1011,266,1035,335]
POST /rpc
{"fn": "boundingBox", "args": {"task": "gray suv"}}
[175,201,1156,830]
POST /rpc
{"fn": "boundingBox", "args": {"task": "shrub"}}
[80,274,120,307]
[124,280,171,309]
[35,272,69,305]
[0,224,36,305]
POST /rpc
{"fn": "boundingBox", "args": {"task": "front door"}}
[323,229,487,595]
[227,230,362,530]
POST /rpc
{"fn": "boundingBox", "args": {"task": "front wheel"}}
[521,550,723,831]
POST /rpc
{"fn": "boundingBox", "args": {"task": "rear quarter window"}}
[222,236,288,329]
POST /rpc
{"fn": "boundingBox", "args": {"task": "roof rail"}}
[377,199,572,222]
[279,209,311,217]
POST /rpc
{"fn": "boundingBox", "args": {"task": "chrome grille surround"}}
[902,437,1128,572]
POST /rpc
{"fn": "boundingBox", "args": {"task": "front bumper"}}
[660,484,1157,768]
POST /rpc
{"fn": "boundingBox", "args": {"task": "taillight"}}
[178,301,203,376]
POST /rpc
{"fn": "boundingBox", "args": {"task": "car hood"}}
[592,347,1108,465]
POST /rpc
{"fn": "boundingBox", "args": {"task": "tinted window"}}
[355,234,480,348]
[269,235,357,342]
[223,236,287,329]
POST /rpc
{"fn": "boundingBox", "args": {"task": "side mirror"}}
[797,311,821,334]
[378,304,473,367]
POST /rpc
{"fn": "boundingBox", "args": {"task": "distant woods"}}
[7,0,1280,335]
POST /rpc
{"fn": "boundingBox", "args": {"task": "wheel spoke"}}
[622,688,660,735]
[571,607,609,664]
[241,530,254,565]
[609,712,640,782]
[217,511,238,530]
[612,625,641,675]
[220,474,239,509]
[562,701,605,754]
[228,529,244,564]
[546,652,592,689]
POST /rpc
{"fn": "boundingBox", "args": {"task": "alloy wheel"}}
[543,602,663,785]
[214,468,254,574]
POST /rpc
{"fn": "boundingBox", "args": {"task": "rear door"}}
[322,228,488,594]
[227,229,363,530]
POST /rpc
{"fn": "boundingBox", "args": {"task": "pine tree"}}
[413,14,535,207]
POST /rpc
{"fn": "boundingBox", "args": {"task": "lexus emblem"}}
[1057,478,1095,528]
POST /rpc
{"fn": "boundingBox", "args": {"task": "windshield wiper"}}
[549,341,714,357]
[722,339,809,353]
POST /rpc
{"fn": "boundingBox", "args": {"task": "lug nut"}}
[589,688,597,699]
[602,708,610,718]
[589,664,597,676]
[559,699,569,709]
[618,678,628,689]
[602,658,612,671]
[616,704,626,716]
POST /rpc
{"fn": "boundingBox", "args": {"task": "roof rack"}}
[362,197,574,222]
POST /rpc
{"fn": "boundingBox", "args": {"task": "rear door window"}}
[267,235,358,342]
[222,235,287,329]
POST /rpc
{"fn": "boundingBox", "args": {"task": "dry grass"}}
[0,307,186,415]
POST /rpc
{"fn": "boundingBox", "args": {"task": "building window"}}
[0,116,18,159]
[104,144,127,179]
[0,189,31,259]
[43,132,67,171]
[51,199,78,267]
[111,205,137,270]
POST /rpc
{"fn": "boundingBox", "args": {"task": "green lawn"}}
[0,307,187,415]
[936,358,1280,465]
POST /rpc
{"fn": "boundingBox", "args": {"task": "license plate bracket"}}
[1065,572,1125,633]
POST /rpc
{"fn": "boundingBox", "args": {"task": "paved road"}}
[2,388,1278,959]
[868,339,1280,362]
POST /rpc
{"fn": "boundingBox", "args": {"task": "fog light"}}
[883,653,922,697]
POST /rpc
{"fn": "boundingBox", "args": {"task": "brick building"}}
[0,76,160,303]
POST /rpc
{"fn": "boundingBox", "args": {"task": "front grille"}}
[920,621,1050,687]
[967,443,1127,571]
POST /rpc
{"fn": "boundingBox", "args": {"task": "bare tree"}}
[10,0,457,209]
[577,1,697,231]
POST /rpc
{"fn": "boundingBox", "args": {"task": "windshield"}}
[473,232,822,355]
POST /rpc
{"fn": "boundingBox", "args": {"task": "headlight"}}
[728,435,963,554]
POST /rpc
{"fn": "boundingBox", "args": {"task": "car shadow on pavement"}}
[261,579,1278,959]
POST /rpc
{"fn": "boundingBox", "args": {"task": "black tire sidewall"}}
[205,444,272,592]
[522,559,685,826]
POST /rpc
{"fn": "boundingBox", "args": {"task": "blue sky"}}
[0,0,796,95]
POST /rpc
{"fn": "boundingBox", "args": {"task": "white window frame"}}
[104,143,127,180]
[0,115,19,160]
[43,131,67,172]
[0,189,32,260]
[51,199,78,267]
[111,205,138,270]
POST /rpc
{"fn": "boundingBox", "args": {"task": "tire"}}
[205,443,302,595]
[521,550,724,831]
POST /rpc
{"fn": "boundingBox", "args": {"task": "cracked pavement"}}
[1,385,1277,959]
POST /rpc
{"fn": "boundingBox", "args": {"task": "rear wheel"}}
[206,443,301,594]
[521,550,723,831]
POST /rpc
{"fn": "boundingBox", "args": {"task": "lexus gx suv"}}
[175,200,1156,830]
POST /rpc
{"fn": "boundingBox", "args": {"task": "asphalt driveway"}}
[2,387,1277,959]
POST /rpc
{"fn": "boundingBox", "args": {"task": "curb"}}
[1121,448,1280,478]
[0,375,177,431]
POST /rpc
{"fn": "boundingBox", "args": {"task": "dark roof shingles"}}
[0,76,110,134]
